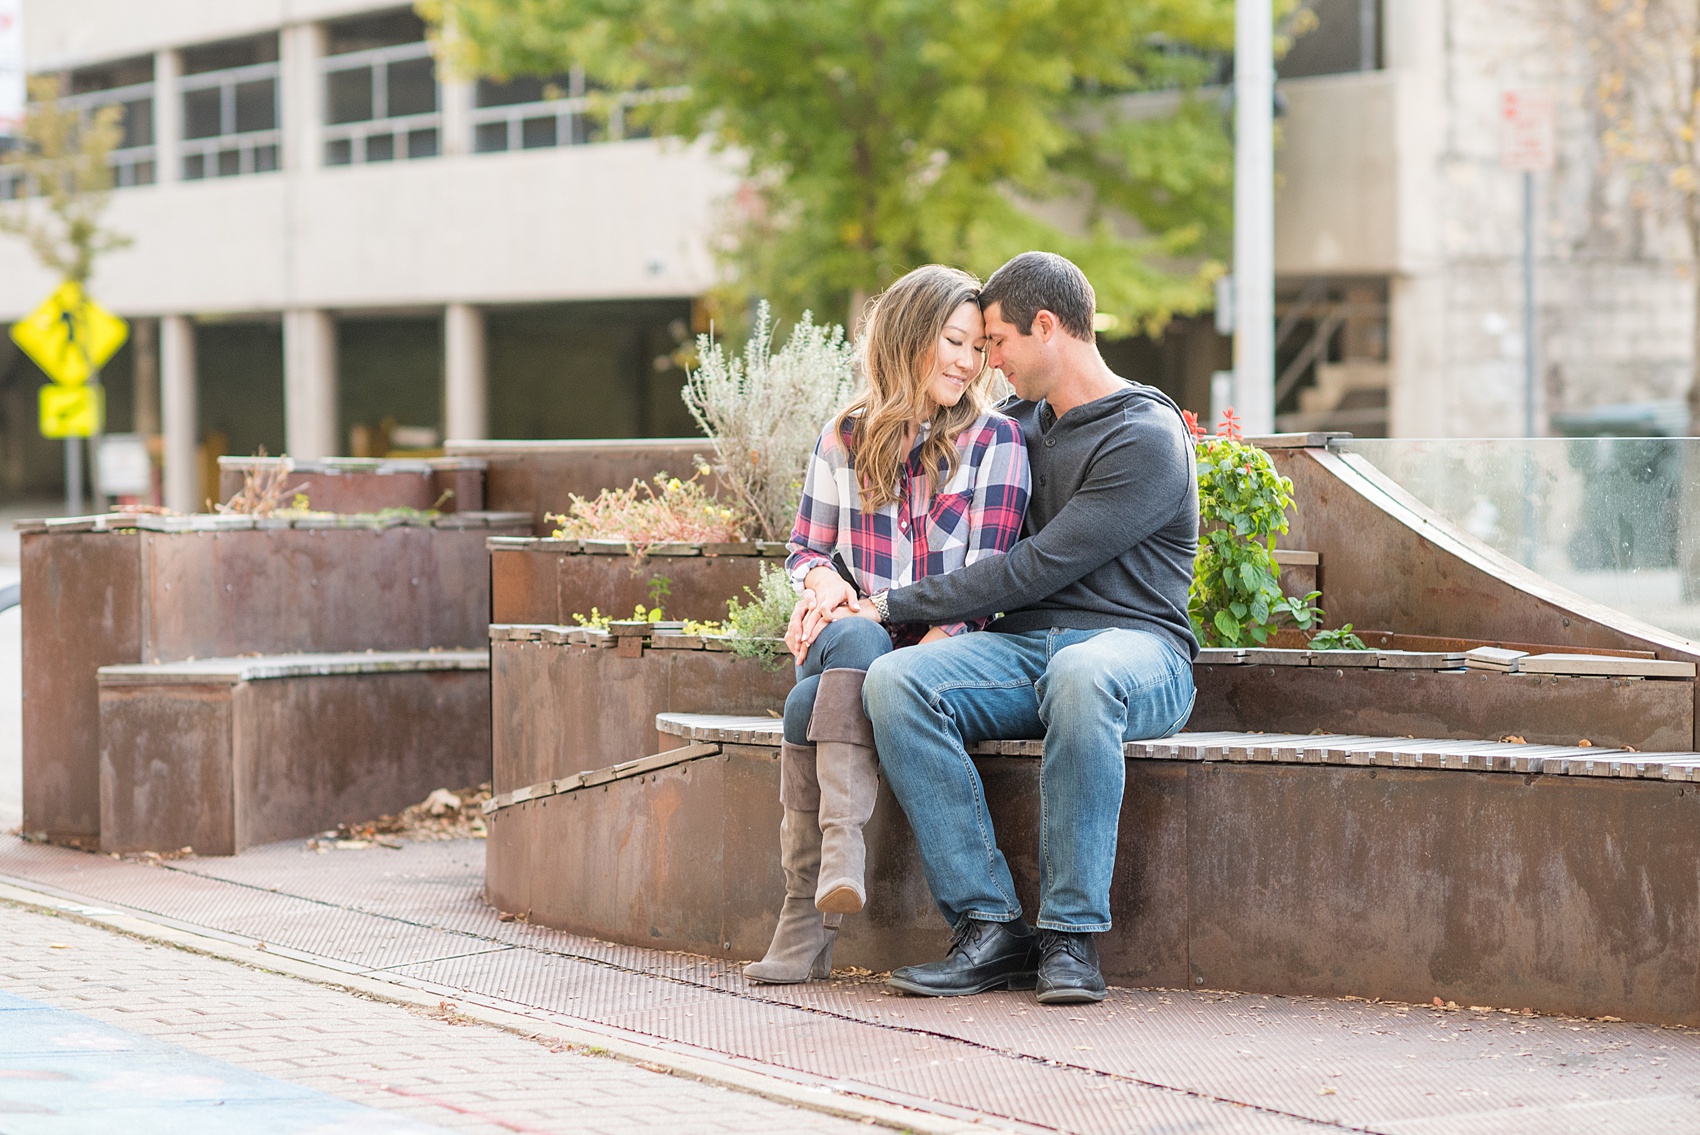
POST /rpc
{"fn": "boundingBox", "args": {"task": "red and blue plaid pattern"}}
[787,412,1031,646]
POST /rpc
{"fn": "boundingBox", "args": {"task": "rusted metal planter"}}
[485,740,947,969]
[98,651,490,855]
[500,719,1700,1026]
[1189,653,1693,750]
[18,512,527,845]
[489,537,781,627]
[217,456,487,515]
[487,624,793,791]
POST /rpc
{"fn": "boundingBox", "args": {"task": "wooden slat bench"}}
[97,650,490,856]
[483,712,1700,1027]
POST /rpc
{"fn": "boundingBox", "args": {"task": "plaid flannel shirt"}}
[786,412,1031,647]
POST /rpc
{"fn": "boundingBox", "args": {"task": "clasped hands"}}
[784,568,878,664]
[784,567,948,664]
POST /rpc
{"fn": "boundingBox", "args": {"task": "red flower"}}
[1217,408,1242,441]
[1181,409,1206,440]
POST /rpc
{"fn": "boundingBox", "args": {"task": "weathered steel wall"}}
[141,528,503,659]
[100,669,490,855]
[490,641,793,791]
[484,744,948,970]
[1184,762,1700,1023]
[490,544,769,626]
[1191,664,1692,750]
[98,682,237,855]
[1270,445,1700,747]
[492,742,1700,1024]
[21,523,522,844]
[20,532,143,844]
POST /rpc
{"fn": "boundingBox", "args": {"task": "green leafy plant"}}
[1186,409,1342,648]
[1308,624,1367,651]
[723,563,798,670]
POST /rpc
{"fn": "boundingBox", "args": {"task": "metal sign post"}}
[1500,90,1556,437]
[1233,0,1276,435]
[1500,90,1556,569]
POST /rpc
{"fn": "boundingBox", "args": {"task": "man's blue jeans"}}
[862,627,1195,932]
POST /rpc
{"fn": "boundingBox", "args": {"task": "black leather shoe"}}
[886,918,1039,996]
[1034,929,1108,1004]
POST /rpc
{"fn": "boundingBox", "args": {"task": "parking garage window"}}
[64,56,157,188]
[322,9,439,166]
[470,70,685,153]
[180,35,281,180]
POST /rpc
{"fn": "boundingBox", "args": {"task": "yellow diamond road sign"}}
[10,281,130,387]
[39,383,104,439]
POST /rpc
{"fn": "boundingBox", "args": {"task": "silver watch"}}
[871,590,890,623]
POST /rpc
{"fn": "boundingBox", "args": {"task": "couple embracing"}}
[748,251,1199,1005]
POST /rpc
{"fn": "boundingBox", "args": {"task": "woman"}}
[746,264,1031,984]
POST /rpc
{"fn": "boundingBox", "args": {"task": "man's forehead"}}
[981,301,1015,332]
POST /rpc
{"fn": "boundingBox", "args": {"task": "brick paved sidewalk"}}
[0,900,877,1135]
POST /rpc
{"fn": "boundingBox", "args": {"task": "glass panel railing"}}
[1335,437,1700,641]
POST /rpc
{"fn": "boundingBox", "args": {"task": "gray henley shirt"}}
[883,381,1200,661]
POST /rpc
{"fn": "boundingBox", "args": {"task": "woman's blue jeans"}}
[862,626,1195,932]
[782,617,895,745]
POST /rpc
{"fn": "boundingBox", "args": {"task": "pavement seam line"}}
[0,878,1030,1135]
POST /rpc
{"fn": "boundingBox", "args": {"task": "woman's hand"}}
[785,593,815,664]
[917,626,950,646]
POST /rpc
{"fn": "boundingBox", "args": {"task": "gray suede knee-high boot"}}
[808,668,880,915]
[745,740,840,984]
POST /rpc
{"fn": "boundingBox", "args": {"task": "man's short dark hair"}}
[980,251,1096,341]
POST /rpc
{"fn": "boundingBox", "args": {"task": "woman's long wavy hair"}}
[834,265,992,510]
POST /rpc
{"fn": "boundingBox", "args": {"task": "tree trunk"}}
[847,288,870,340]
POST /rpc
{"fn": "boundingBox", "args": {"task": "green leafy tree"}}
[0,76,132,285]
[420,0,1245,332]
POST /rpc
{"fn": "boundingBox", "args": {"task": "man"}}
[792,251,1198,1004]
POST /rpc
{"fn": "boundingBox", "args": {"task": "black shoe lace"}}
[947,919,983,952]
[1039,929,1091,966]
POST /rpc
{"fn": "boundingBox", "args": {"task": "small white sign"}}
[98,433,153,497]
[0,0,22,137]
[1501,90,1556,174]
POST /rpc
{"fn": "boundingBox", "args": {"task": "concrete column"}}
[153,49,181,183]
[284,309,338,459]
[132,317,161,505]
[443,303,487,441]
[160,315,198,513]
[132,318,159,438]
[280,22,325,172]
[440,76,473,157]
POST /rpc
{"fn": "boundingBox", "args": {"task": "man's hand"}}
[786,567,862,663]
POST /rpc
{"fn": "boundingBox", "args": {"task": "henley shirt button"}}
[1040,476,1048,487]
[1045,438,1056,447]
